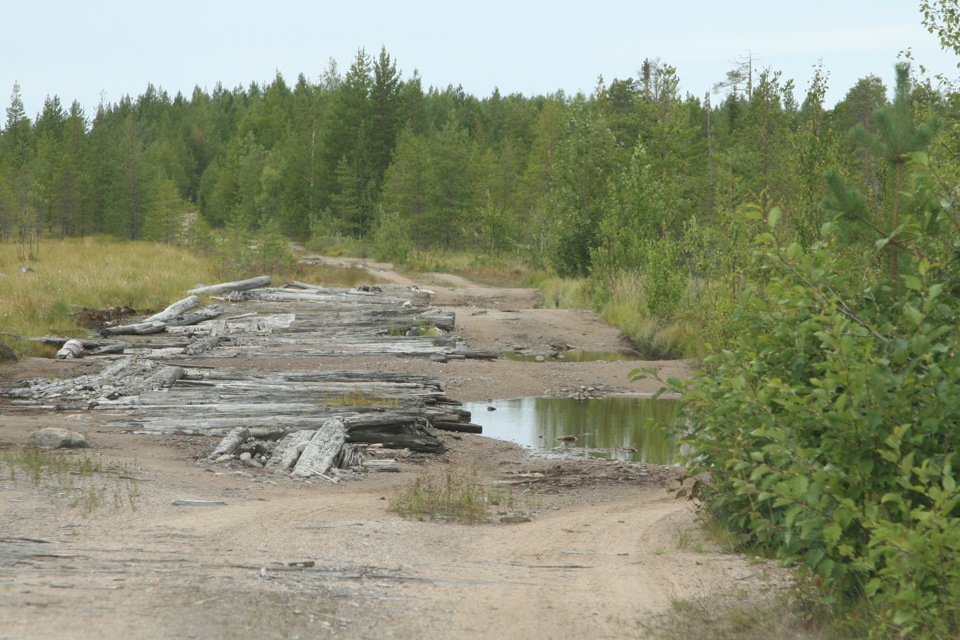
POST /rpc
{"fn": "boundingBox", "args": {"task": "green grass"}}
[390,467,490,524]
[390,467,540,524]
[0,237,220,354]
[324,388,401,408]
[525,271,591,309]
[289,258,391,288]
[1,446,140,517]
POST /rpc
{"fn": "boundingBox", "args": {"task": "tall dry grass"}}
[0,237,219,353]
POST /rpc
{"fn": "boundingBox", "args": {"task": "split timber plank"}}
[266,430,316,472]
[292,419,346,477]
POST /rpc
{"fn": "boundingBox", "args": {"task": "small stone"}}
[244,458,263,469]
[534,355,545,363]
[239,452,252,462]
[29,428,88,449]
[215,454,232,463]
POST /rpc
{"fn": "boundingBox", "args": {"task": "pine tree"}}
[823,63,941,291]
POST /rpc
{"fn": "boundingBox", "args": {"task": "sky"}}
[3,0,958,121]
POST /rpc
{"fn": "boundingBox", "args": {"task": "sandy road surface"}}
[0,260,787,639]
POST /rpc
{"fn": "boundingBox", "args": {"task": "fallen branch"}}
[166,304,224,327]
[143,296,201,323]
[101,320,167,336]
[187,276,271,296]
[209,427,250,459]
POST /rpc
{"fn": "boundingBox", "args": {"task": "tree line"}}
[2,43,958,348]
[2,46,952,255]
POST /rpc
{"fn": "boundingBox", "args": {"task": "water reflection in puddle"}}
[462,396,678,464]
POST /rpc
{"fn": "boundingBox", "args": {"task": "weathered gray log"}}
[337,443,365,468]
[187,276,271,296]
[143,296,201,323]
[209,427,250,459]
[182,335,223,356]
[101,320,167,336]
[292,419,346,477]
[84,340,132,356]
[431,420,483,434]
[145,365,184,389]
[166,304,224,327]
[453,349,499,360]
[361,459,399,472]
[55,339,85,359]
[265,430,316,471]
[345,432,444,453]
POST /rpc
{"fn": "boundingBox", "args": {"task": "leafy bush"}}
[637,163,960,637]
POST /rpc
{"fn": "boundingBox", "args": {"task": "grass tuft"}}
[324,388,401,408]
[390,467,489,524]
[1,446,140,517]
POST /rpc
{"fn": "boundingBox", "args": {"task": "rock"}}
[534,355,545,363]
[214,454,232,463]
[29,428,88,449]
[239,452,252,462]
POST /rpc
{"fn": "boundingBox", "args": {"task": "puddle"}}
[498,350,640,363]
[463,396,678,463]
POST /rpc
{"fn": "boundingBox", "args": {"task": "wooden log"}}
[145,366,184,389]
[55,339,85,359]
[361,459,399,472]
[166,305,224,327]
[182,335,222,356]
[345,432,444,453]
[187,276,271,296]
[84,340,132,356]
[143,296,201,323]
[431,421,483,434]
[292,419,346,477]
[453,349,499,360]
[265,430,316,471]
[209,427,250,459]
[101,320,167,336]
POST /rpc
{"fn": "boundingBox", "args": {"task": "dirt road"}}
[0,260,786,639]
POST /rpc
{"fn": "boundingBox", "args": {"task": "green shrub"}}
[637,183,960,637]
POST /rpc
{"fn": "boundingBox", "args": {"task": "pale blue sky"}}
[4,0,957,121]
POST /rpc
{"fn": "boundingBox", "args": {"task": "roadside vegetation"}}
[638,61,960,639]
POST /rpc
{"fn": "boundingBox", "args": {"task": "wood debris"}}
[2,276,487,478]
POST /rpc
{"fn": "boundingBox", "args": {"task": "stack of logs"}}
[207,417,445,482]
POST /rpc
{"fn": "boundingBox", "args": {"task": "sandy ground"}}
[0,259,789,640]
